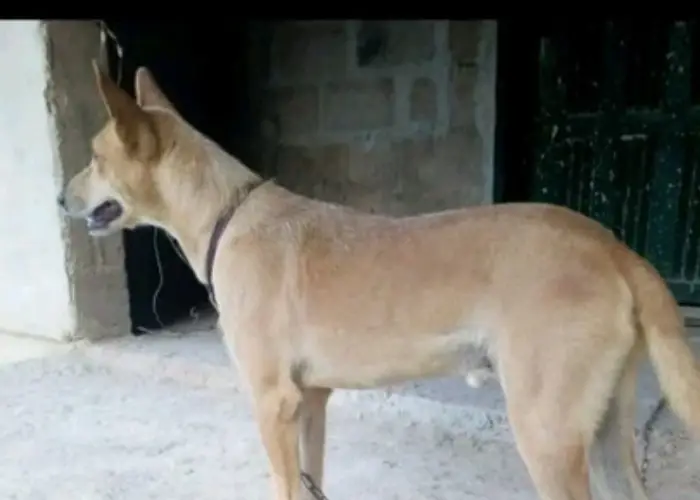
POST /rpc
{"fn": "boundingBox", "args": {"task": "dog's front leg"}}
[300,388,332,499]
[253,380,304,500]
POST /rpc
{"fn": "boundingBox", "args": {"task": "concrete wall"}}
[0,21,130,341]
[257,20,497,215]
[0,21,74,340]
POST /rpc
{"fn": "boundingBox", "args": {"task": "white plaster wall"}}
[0,21,74,340]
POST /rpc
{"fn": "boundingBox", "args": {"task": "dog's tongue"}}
[87,200,122,230]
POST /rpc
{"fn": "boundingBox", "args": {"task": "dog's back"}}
[214,187,631,391]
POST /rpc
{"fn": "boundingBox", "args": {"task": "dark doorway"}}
[103,21,263,333]
[494,20,544,204]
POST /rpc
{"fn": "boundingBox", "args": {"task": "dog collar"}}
[204,179,265,307]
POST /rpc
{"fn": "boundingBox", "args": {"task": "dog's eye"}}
[92,154,107,173]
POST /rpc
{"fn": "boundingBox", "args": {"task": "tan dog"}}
[59,62,700,500]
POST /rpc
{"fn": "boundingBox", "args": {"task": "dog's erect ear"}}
[92,60,158,158]
[92,60,142,123]
[135,67,177,113]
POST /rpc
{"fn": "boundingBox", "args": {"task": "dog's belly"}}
[302,327,493,390]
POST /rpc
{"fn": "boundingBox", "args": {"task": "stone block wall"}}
[255,20,497,215]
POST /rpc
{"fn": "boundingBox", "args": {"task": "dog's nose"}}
[57,192,66,209]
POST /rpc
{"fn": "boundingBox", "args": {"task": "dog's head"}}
[58,61,179,236]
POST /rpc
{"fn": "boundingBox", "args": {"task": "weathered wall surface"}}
[0,21,75,340]
[257,20,497,215]
[0,20,129,340]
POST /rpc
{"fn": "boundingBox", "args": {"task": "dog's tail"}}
[623,249,700,434]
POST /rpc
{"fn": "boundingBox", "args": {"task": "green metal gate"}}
[533,21,700,306]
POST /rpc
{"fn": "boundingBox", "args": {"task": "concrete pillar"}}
[0,20,130,341]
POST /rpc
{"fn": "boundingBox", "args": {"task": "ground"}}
[0,315,698,499]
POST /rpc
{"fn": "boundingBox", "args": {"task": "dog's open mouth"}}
[86,199,123,232]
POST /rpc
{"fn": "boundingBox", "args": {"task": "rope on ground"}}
[640,396,667,488]
[301,472,330,500]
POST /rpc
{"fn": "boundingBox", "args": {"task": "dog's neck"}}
[152,136,262,284]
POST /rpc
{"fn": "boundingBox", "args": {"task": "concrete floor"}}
[0,316,698,499]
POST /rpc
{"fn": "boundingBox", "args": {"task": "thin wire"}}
[640,397,666,489]
[150,229,166,329]
[98,21,169,330]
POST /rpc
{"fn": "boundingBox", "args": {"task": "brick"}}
[266,85,319,138]
[434,127,485,207]
[274,143,392,211]
[389,128,485,214]
[450,66,478,128]
[274,143,351,203]
[347,188,387,214]
[347,140,398,188]
[322,79,394,131]
[410,77,437,123]
[272,129,486,217]
[356,21,435,68]
[270,22,347,82]
[449,21,481,65]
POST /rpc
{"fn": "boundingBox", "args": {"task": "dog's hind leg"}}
[299,387,332,500]
[505,396,593,500]
[501,360,595,499]
[589,344,648,500]
[498,321,634,500]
